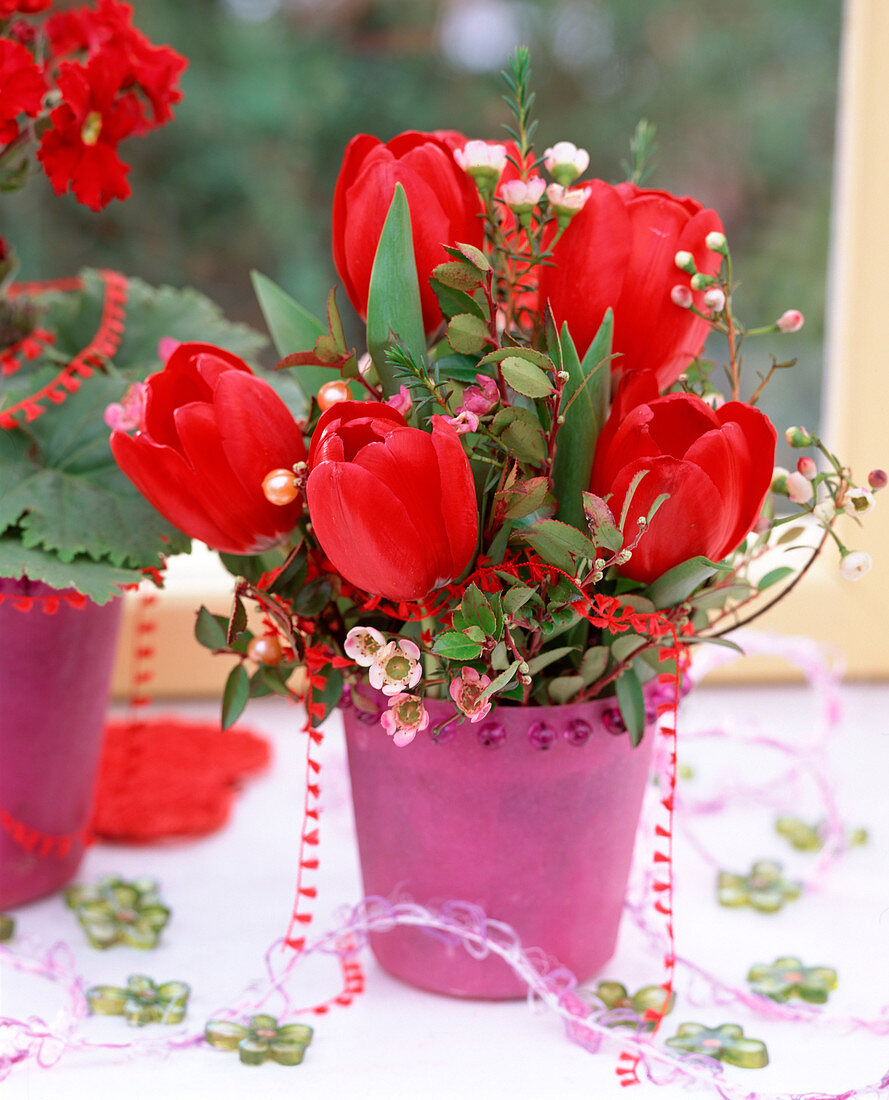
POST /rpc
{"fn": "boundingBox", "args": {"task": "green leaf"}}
[250,270,325,358]
[503,585,535,614]
[312,666,344,723]
[551,313,612,531]
[431,630,484,660]
[688,582,755,611]
[447,242,491,271]
[758,566,795,591]
[497,476,551,520]
[446,313,489,355]
[0,536,139,603]
[478,660,521,700]
[432,261,486,293]
[526,645,577,675]
[612,633,647,663]
[581,491,623,553]
[615,666,646,746]
[491,405,546,465]
[618,469,650,532]
[776,525,805,546]
[460,583,498,637]
[548,675,585,704]
[579,645,610,684]
[645,555,725,610]
[222,664,250,730]
[478,346,554,372]
[195,606,227,650]
[429,278,487,322]
[499,356,554,399]
[228,593,248,643]
[366,183,427,397]
[515,519,597,572]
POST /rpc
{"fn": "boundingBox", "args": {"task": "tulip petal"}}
[110,430,244,552]
[306,462,436,601]
[308,401,405,467]
[610,455,727,582]
[173,403,280,552]
[332,134,383,307]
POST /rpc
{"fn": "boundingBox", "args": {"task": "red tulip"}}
[306,401,478,601]
[590,375,777,583]
[538,181,724,390]
[331,130,484,335]
[110,342,306,554]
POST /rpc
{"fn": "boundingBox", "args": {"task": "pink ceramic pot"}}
[343,690,657,999]
[0,577,123,909]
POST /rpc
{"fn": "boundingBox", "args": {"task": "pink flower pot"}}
[343,691,657,999]
[0,577,123,909]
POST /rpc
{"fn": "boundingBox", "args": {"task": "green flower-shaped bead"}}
[594,981,675,1029]
[205,1015,313,1066]
[775,816,823,852]
[717,860,802,913]
[64,876,171,949]
[747,956,838,1004]
[666,1022,769,1068]
[86,974,190,1025]
[0,913,14,942]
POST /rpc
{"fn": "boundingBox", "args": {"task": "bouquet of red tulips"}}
[112,49,880,741]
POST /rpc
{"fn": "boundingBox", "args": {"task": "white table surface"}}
[3,654,888,1100]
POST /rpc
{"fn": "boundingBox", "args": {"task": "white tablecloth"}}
[3,675,888,1099]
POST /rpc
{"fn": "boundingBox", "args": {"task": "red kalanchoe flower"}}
[110,343,307,555]
[539,181,724,389]
[0,38,46,145]
[332,131,484,335]
[36,48,142,209]
[590,373,777,583]
[0,0,52,16]
[306,401,478,602]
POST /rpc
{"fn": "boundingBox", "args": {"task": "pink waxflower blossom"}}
[449,666,492,723]
[344,625,387,667]
[670,285,693,309]
[386,385,413,417]
[500,176,546,211]
[776,309,804,333]
[461,373,499,416]
[103,381,146,431]
[840,550,872,581]
[848,487,875,515]
[454,139,507,174]
[703,286,726,312]
[158,336,181,362]
[445,409,479,435]
[380,692,429,746]
[545,182,590,213]
[543,141,589,186]
[369,638,422,696]
[796,456,817,480]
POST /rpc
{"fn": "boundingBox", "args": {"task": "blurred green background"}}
[5,0,842,442]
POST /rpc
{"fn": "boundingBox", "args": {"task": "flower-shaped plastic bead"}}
[86,974,190,1025]
[666,1022,769,1068]
[747,957,838,1004]
[716,860,801,913]
[0,913,14,942]
[775,816,823,851]
[205,1014,313,1066]
[593,981,675,1029]
[65,876,171,949]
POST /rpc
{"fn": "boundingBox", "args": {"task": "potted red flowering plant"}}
[111,51,879,998]
[0,0,262,908]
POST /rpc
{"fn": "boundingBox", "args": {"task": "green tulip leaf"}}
[645,555,726,609]
[366,183,427,397]
[551,313,613,532]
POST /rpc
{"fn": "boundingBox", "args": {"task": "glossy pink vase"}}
[0,577,122,909]
[343,691,656,999]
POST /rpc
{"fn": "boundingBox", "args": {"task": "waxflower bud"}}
[776,309,804,333]
[867,468,887,491]
[703,287,726,312]
[500,176,546,214]
[785,470,814,504]
[840,550,872,581]
[674,250,696,273]
[543,141,590,186]
[796,456,817,480]
[771,467,790,494]
[690,272,717,291]
[670,285,693,308]
[813,500,836,524]
[785,426,814,448]
[706,230,728,254]
[545,182,590,227]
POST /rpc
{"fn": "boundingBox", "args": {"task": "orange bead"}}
[248,635,283,665]
[317,379,351,411]
[262,468,298,506]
